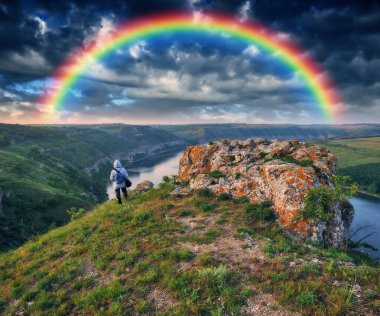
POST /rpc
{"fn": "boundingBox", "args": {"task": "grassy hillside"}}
[319,137,380,195]
[159,124,380,143]
[0,183,379,315]
[0,124,186,251]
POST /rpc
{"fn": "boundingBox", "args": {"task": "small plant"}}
[179,209,193,217]
[218,193,232,201]
[259,152,268,158]
[67,207,86,221]
[229,155,235,162]
[296,291,319,307]
[197,252,217,266]
[197,202,216,212]
[208,141,214,145]
[196,188,215,197]
[235,172,241,179]
[245,202,275,222]
[234,196,249,204]
[209,170,224,179]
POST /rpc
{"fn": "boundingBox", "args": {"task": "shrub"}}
[245,202,275,222]
[179,209,193,217]
[209,170,224,179]
[229,155,235,162]
[218,193,232,201]
[296,291,319,307]
[300,175,358,221]
[234,196,249,204]
[259,152,268,158]
[197,202,216,212]
[235,172,241,179]
[67,207,86,221]
[196,188,214,197]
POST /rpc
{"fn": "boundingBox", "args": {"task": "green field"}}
[319,137,380,195]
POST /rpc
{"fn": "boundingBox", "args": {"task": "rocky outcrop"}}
[133,180,154,194]
[174,138,354,247]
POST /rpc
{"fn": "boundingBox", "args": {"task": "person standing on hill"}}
[110,160,129,204]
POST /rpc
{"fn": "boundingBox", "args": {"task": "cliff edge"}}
[173,138,354,247]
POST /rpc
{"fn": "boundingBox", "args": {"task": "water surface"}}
[107,151,183,199]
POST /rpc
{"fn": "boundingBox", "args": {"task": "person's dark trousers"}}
[115,187,128,204]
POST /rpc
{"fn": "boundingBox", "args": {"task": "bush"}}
[300,175,358,221]
[245,202,275,222]
[296,291,319,307]
[67,207,86,221]
[196,189,215,197]
[209,170,224,179]
[234,196,249,204]
[259,152,268,158]
[218,193,232,201]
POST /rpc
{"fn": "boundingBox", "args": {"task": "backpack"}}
[114,168,132,188]
[115,169,125,184]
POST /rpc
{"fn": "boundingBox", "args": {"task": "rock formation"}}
[173,138,354,247]
[133,180,154,194]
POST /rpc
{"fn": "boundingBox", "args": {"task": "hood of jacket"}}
[113,160,122,169]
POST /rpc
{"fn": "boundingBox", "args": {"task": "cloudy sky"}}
[0,0,379,125]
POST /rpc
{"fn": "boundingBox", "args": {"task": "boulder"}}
[175,138,354,247]
[133,180,154,194]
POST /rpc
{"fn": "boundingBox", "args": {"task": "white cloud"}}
[34,16,48,35]
[243,45,260,57]
[238,1,252,22]
[129,41,148,59]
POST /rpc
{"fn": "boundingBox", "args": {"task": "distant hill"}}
[0,124,187,251]
[0,184,378,315]
[157,123,380,143]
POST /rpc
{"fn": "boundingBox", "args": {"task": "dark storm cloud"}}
[0,0,379,123]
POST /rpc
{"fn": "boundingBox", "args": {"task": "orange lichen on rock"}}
[174,138,354,247]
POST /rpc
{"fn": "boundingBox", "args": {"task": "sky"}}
[0,0,379,125]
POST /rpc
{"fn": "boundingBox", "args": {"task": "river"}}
[107,151,380,258]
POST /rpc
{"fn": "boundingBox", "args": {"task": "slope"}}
[0,124,187,251]
[0,183,379,315]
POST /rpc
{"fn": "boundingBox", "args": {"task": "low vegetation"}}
[0,181,378,315]
[300,175,358,221]
[0,124,185,251]
[319,137,380,195]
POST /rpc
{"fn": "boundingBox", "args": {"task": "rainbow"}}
[39,12,342,120]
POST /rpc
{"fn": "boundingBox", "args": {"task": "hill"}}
[0,183,379,315]
[318,137,380,196]
[0,124,187,251]
[158,124,380,143]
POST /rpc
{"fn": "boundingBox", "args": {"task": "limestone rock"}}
[170,185,194,197]
[175,138,354,247]
[134,180,154,194]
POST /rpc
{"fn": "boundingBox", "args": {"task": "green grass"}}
[0,184,378,315]
[0,124,186,251]
[318,137,380,194]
